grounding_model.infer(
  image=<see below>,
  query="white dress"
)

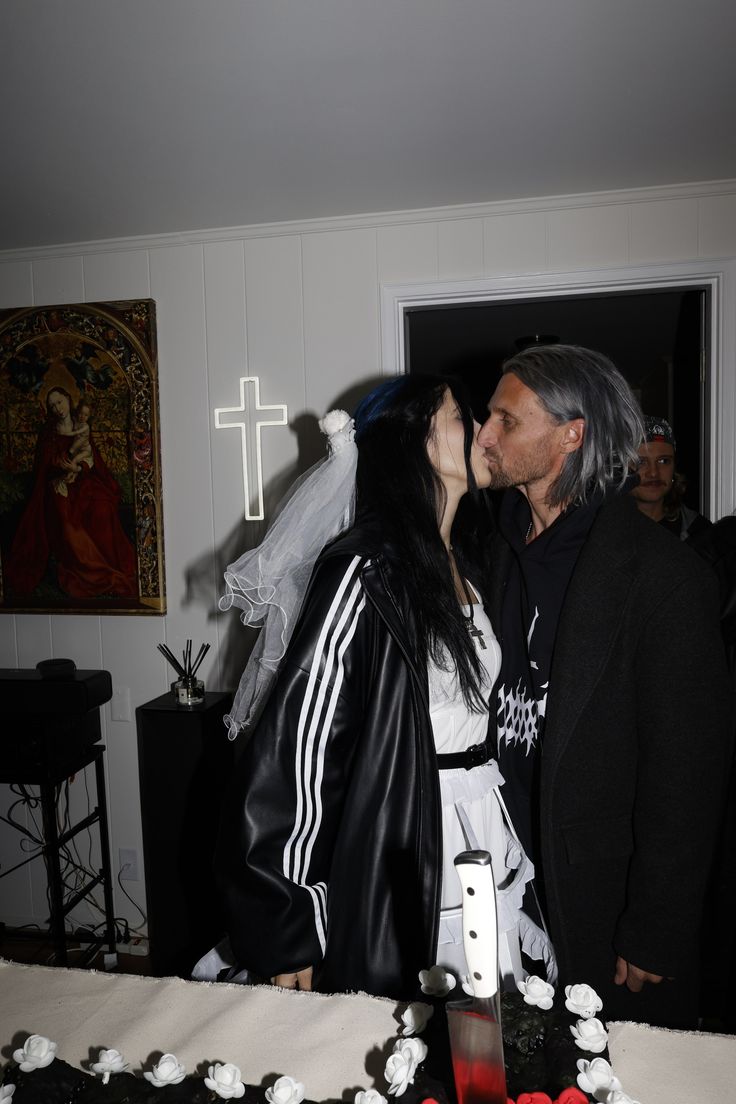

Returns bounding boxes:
[429,595,556,989]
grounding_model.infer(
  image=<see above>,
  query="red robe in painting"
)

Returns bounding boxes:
[6,427,137,599]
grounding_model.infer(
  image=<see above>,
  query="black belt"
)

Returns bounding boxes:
[437,740,493,771]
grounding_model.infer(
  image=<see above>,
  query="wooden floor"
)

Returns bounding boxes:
[0,927,153,976]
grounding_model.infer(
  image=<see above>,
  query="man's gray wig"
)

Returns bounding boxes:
[502,344,644,507]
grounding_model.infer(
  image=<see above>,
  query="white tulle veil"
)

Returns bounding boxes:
[221,410,357,739]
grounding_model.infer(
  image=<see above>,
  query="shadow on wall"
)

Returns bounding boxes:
[183,376,385,695]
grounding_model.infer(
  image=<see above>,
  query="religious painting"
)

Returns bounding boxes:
[0,299,166,614]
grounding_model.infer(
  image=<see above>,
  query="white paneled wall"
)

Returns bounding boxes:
[1,180,735,936]
[438,219,484,279]
[548,203,630,270]
[302,228,381,413]
[242,235,305,497]
[483,212,548,276]
[628,199,699,265]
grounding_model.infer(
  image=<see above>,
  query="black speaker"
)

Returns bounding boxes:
[0,667,112,780]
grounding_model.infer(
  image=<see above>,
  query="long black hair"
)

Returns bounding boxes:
[354,374,488,711]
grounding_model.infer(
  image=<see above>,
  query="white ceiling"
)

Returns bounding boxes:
[2,0,735,251]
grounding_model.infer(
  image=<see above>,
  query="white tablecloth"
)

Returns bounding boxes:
[0,960,400,1099]
[1,959,735,1102]
[606,1019,736,1104]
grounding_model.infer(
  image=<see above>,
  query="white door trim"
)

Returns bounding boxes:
[380,260,736,518]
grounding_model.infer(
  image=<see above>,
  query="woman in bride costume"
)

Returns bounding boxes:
[210,374,555,999]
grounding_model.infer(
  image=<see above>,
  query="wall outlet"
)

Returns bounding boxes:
[111,686,131,722]
[119,848,139,881]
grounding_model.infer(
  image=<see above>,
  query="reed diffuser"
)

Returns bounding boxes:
[157,639,210,706]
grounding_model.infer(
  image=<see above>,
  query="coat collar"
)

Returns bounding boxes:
[320,521,429,693]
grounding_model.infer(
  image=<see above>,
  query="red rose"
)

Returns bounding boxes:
[555,1089,589,1104]
[516,1095,553,1104]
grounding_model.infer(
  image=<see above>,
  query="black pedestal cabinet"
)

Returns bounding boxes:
[136,690,232,977]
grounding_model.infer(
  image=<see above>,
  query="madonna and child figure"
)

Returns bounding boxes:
[212,347,731,1030]
[6,386,137,600]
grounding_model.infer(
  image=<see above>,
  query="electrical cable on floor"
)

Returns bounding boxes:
[4,773,147,948]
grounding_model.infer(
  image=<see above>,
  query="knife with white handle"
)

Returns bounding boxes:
[446,849,506,1104]
[455,848,499,1000]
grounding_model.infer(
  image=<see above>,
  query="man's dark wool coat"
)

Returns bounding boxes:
[488,492,732,1026]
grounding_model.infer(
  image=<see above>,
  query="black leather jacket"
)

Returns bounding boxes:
[215,523,442,999]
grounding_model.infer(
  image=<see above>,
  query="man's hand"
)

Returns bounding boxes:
[614,956,667,992]
[271,966,313,990]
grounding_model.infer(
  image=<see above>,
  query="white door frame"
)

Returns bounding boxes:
[380,260,736,518]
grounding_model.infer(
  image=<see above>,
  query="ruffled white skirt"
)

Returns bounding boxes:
[435,759,556,989]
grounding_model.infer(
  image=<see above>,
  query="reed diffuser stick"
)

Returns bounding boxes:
[190,642,210,678]
[157,643,187,678]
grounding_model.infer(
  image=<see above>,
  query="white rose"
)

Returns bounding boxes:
[384,1052,413,1097]
[576,1057,622,1101]
[418,965,456,997]
[0,1086,16,1101]
[265,1075,306,1104]
[392,1036,428,1072]
[354,1091,387,1104]
[570,1016,609,1053]
[400,1001,434,1035]
[606,1092,642,1104]
[204,1062,246,1099]
[517,975,555,1010]
[143,1053,186,1087]
[565,982,603,1019]
[12,1035,57,1072]
[91,1048,129,1085]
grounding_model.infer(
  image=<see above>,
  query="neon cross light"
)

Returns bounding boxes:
[214,376,288,520]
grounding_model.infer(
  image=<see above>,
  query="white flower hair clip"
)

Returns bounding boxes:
[354,1091,387,1104]
[319,409,355,453]
[12,1035,57,1072]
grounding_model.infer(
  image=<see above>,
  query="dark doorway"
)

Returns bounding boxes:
[405,287,708,512]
